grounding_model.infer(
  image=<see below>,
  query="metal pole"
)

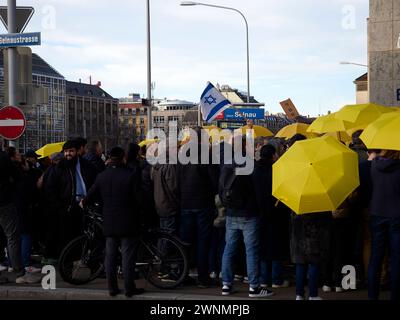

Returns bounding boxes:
[7,0,17,148]
[197,104,201,126]
[146,0,152,131]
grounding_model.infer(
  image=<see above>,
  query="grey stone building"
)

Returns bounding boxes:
[66,81,119,152]
[368,0,400,106]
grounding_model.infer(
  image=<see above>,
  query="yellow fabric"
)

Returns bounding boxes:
[272,135,359,215]
[240,125,273,138]
[36,142,65,159]
[307,113,353,133]
[138,139,159,147]
[275,123,317,139]
[334,103,395,128]
[360,112,400,151]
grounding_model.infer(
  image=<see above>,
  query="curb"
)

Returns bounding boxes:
[0,285,248,300]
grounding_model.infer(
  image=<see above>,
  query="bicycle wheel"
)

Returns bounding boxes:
[59,235,105,285]
[136,232,189,289]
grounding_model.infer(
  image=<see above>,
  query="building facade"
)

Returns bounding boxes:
[66,81,119,152]
[0,53,66,151]
[368,0,400,106]
[354,73,369,104]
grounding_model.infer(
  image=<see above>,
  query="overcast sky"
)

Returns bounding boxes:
[5,0,369,116]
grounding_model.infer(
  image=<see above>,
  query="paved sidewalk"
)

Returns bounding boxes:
[0,275,390,300]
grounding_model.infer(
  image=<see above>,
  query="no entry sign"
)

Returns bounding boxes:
[0,106,26,140]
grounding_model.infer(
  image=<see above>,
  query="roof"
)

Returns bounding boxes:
[66,80,115,99]
[354,73,368,82]
[0,51,64,79]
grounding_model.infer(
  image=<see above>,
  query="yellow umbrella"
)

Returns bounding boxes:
[335,103,394,127]
[138,139,159,148]
[307,113,354,134]
[272,135,359,215]
[275,123,317,139]
[360,112,400,151]
[240,125,273,138]
[323,131,352,144]
[36,142,65,159]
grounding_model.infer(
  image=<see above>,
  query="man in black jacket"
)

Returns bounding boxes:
[219,142,274,298]
[0,149,23,280]
[44,140,97,260]
[84,147,144,297]
[178,128,219,288]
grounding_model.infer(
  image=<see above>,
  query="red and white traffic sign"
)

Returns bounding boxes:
[0,106,26,140]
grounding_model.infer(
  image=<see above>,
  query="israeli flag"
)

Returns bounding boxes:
[200,82,231,123]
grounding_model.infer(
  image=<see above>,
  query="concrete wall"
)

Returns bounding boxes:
[369,0,400,106]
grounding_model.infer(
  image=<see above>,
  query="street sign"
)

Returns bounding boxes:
[0,6,34,33]
[0,106,26,140]
[224,108,265,120]
[0,32,41,47]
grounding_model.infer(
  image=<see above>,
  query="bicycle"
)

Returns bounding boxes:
[58,205,189,289]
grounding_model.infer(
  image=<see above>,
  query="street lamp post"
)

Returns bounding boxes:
[181,1,251,103]
[340,61,368,68]
[146,0,152,131]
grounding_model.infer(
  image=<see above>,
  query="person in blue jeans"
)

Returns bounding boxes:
[219,160,274,298]
[368,150,400,301]
[290,211,332,300]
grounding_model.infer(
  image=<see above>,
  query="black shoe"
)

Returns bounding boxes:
[198,278,219,289]
[248,287,275,298]
[109,289,122,297]
[125,288,145,297]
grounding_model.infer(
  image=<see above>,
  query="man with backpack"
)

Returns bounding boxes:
[219,139,274,298]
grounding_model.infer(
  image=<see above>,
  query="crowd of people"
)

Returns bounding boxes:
[0,127,399,301]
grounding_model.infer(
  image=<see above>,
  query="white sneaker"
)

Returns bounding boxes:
[272,280,290,288]
[0,264,7,272]
[210,271,217,279]
[7,267,14,272]
[322,285,332,293]
[243,276,249,284]
[16,273,41,284]
[296,295,305,300]
[25,266,42,274]
[309,296,323,300]
[335,286,344,293]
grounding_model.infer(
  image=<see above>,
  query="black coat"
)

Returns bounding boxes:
[370,158,400,218]
[253,159,290,261]
[85,163,141,237]
[44,157,97,214]
[290,212,332,265]
[84,152,105,174]
[178,155,219,210]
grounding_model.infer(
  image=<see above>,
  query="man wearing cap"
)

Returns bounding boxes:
[43,140,97,260]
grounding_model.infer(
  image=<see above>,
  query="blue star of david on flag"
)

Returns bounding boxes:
[204,95,217,105]
[200,82,232,123]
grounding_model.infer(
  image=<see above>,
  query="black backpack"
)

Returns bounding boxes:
[219,164,245,208]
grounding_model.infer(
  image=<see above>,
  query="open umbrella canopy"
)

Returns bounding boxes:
[276,123,317,139]
[323,131,352,144]
[240,125,273,138]
[360,112,400,151]
[307,113,354,134]
[272,135,359,215]
[334,103,395,127]
[36,142,65,159]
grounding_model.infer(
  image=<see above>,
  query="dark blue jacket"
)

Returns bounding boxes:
[370,157,400,218]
